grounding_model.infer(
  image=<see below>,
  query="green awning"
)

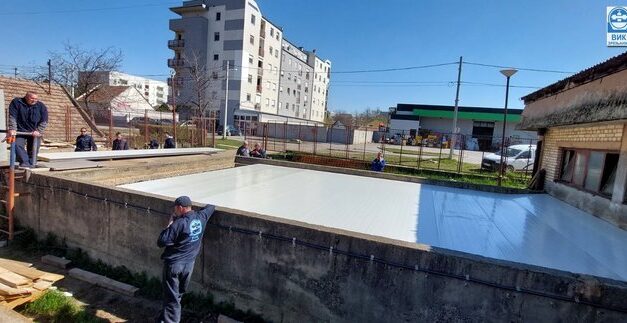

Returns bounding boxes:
[412,109,521,122]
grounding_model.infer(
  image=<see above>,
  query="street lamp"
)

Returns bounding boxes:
[497,68,517,186]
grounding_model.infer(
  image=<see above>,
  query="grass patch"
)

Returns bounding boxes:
[215,138,243,150]
[384,147,448,157]
[23,290,106,323]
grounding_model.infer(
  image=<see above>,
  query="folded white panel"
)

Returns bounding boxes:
[38,148,222,161]
[119,164,627,281]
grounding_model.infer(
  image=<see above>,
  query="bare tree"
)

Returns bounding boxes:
[43,42,123,117]
[177,51,217,119]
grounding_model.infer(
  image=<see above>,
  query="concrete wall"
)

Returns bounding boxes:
[13,165,627,322]
[540,121,627,229]
[259,123,373,144]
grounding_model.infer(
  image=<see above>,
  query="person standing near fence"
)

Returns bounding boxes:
[371,151,386,172]
[112,132,129,150]
[164,132,175,149]
[8,92,48,168]
[156,196,215,323]
[75,127,97,151]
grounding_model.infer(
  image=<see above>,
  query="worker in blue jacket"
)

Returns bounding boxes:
[164,132,175,149]
[75,128,97,151]
[371,151,386,172]
[156,196,215,323]
[8,92,48,168]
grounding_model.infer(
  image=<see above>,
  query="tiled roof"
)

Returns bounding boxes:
[84,85,131,103]
[0,76,104,142]
[521,51,627,103]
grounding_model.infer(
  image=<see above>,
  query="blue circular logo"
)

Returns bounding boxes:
[609,7,627,30]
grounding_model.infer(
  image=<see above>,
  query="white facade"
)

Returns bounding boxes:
[307,54,331,123]
[82,71,168,107]
[168,0,330,125]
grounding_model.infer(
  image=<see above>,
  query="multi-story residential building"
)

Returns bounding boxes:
[79,71,168,107]
[168,0,330,126]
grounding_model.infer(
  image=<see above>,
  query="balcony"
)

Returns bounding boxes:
[167,77,184,87]
[167,58,185,67]
[168,39,185,49]
[258,47,264,58]
[258,67,264,76]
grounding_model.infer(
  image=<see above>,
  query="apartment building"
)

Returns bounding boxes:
[168,0,330,125]
[79,71,168,107]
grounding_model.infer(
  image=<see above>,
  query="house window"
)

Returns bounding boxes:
[214,54,219,61]
[250,35,254,45]
[251,15,256,25]
[214,32,220,41]
[216,12,221,21]
[559,149,619,197]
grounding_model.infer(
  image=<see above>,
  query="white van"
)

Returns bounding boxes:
[481,144,536,172]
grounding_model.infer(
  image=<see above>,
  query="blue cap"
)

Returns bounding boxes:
[174,196,192,207]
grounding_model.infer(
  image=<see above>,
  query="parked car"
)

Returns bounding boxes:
[481,144,536,172]
[217,124,242,136]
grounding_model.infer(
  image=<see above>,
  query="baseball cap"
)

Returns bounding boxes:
[174,196,192,207]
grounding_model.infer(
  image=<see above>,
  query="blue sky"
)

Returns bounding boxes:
[0,0,625,112]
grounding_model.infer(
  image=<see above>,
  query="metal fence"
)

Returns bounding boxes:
[86,108,218,149]
[239,121,538,184]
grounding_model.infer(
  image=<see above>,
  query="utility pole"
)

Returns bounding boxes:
[449,56,462,159]
[47,59,52,94]
[223,61,229,140]
[13,67,18,78]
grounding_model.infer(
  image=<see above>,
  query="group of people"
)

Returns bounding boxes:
[236,140,269,159]
[75,130,177,152]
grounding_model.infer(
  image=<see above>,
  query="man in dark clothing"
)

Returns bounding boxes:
[164,132,175,149]
[112,132,129,150]
[371,152,386,172]
[157,196,215,323]
[8,92,48,167]
[250,143,268,158]
[236,140,249,157]
[75,128,97,152]
[149,138,160,149]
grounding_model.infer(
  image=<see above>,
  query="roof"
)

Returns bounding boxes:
[393,104,523,122]
[521,51,627,103]
[83,85,131,103]
[0,76,104,141]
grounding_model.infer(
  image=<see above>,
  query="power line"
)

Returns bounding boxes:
[461,81,541,89]
[463,61,574,74]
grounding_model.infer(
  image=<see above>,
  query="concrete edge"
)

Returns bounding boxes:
[68,268,139,296]
[235,156,538,194]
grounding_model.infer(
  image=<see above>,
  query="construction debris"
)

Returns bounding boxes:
[0,258,64,309]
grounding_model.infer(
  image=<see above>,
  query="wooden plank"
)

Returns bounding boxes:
[0,260,43,280]
[32,280,53,291]
[4,290,43,310]
[0,271,31,289]
[0,259,32,268]
[38,273,64,283]
[0,282,30,296]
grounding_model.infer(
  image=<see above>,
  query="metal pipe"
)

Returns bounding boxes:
[498,76,512,186]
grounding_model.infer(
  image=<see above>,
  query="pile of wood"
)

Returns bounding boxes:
[0,258,64,309]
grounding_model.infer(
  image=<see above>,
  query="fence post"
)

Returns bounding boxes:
[144,109,148,148]
[109,108,113,148]
[399,130,404,165]
[437,135,443,170]
[298,123,302,153]
[363,128,367,162]
[457,134,464,173]
[418,140,423,170]
[313,124,317,155]
[329,125,333,157]
[127,113,132,149]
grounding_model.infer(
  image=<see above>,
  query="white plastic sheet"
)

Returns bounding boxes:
[120,164,627,281]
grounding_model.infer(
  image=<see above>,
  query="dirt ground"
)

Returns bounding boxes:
[0,246,217,323]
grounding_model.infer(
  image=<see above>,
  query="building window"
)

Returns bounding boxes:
[271,100,275,107]
[251,15,256,25]
[248,74,253,83]
[269,47,273,55]
[275,50,278,58]
[279,86,283,92]
[249,55,254,64]
[214,54,219,61]
[265,98,269,107]
[559,149,619,197]
[216,12,221,21]
[214,32,220,41]
[246,93,251,101]
[250,35,254,45]
[287,87,290,95]
[270,28,274,36]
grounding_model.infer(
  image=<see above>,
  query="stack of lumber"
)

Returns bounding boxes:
[0,258,64,309]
